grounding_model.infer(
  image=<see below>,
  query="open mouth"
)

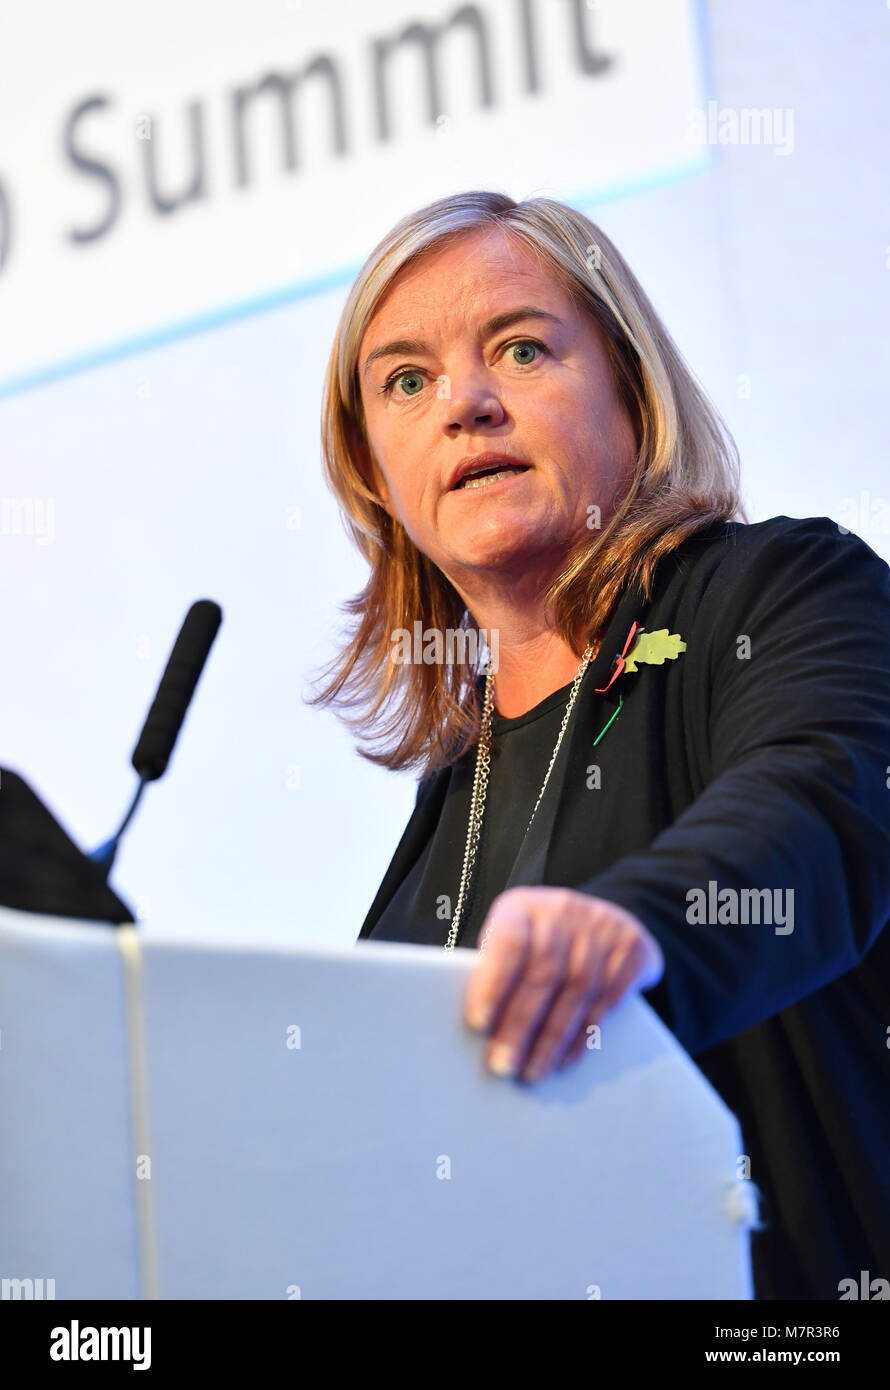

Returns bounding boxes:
[453,463,530,491]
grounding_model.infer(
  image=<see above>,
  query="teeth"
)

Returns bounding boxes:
[458,468,522,490]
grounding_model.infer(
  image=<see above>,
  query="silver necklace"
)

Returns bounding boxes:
[444,643,595,952]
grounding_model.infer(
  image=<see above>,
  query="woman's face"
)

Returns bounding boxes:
[356,226,638,595]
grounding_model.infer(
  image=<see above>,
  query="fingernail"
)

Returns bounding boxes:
[487,1043,516,1076]
[466,1003,492,1032]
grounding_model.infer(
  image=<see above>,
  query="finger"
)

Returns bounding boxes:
[517,918,607,1083]
[593,927,663,1018]
[558,931,659,1070]
[559,1013,601,1069]
[481,908,574,1077]
[464,893,533,1035]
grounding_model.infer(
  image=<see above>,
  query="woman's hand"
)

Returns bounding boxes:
[464,886,665,1084]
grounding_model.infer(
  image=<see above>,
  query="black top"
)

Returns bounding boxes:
[359,515,890,1301]
[370,680,576,949]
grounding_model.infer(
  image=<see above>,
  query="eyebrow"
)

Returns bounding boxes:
[360,306,565,380]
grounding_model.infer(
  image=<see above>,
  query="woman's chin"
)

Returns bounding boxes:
[443,537,556,579]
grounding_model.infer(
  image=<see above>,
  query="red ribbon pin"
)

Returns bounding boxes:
[594,620,641,695]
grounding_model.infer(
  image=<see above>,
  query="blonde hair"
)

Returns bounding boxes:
[310,189,747,774]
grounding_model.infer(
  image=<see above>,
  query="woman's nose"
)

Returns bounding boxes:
[443,381,507,432]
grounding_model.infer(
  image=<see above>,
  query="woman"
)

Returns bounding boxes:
[312,189,890,1301]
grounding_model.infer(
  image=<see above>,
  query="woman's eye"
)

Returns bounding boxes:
[509,339,542,365]
[389,370,424,397]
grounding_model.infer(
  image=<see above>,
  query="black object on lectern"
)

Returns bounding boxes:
[0,767,134,924]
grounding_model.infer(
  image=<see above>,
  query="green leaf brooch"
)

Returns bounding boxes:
[591,622,687,746]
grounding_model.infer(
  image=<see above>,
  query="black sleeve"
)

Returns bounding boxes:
[576,517,890,1056]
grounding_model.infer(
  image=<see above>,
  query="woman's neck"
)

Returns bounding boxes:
[487,628,596,718]
[449,562,596,718]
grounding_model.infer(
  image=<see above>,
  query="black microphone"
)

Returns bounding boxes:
[89,599,223,876]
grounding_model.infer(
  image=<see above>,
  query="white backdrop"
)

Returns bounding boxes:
[1,0,887,947]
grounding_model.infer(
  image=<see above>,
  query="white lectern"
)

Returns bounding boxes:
[0,906,755,1299]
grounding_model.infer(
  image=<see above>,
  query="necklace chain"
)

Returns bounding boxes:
[444,643,595,952]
